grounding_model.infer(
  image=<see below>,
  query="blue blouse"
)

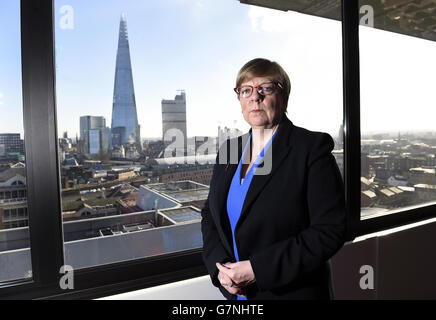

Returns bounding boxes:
[226,129,278,300]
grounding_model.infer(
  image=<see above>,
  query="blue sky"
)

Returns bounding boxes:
[0,0,23,135]
[1,0,435,140]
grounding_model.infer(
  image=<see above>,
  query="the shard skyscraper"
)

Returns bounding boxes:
[111,13,141,150]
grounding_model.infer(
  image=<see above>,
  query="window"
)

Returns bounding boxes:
[5,0,435,300]
[54,0,343,270]
[0,0,32,283]
[359,1,436,219]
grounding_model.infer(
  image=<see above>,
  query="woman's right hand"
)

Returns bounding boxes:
[217,263,246,297]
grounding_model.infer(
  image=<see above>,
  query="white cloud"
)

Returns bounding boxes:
[0,92,4,99]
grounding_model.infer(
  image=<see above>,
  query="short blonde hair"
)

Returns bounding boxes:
[236,58,291,113]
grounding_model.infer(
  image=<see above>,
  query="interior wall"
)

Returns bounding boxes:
[99,217,436,300]
[331,217,436,299]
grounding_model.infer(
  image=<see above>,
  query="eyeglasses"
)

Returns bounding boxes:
[234,82,283,99]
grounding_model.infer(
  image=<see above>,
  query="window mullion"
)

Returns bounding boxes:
[21,0,64,286]
[341,0,361,240]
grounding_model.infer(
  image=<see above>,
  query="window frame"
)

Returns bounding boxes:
[342,0,436,238]
[0,0,435,299]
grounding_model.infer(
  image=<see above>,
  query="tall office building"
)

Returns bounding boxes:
[80,116,105,140]
[80,116,110,155]
[0,134,25,160]
[162,91,187,154]
[111,13,141,150]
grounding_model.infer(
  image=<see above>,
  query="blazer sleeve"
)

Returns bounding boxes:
[201,154,233,288]
[249,132,346,291]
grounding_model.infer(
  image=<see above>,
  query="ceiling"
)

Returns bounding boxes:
[240,0,436,42]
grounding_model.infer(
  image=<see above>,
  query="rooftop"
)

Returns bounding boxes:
[160,207,201,224]
[146,181,209,204]
[362,190,377,198]
[0,168,26,183]
[410,167,436,174]
[361,177,373,186]
[380,189,395,197]
[397,186,415,192]
[414,184,436,190]
[0,210,202,282]
[0,205,201,253]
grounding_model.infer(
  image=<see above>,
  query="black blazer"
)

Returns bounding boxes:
[201,114,346,300]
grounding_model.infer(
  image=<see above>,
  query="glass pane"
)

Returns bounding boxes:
[0,1,33,282]
[359,1,436,219]
[54,0,343,270]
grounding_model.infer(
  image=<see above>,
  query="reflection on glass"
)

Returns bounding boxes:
[359,1,436,219]
[0,1,33,283]
[55,0,343,269]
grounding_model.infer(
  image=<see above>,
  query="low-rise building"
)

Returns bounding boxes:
[0,166,28,229]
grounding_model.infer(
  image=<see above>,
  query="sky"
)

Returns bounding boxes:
[1,0,435,140]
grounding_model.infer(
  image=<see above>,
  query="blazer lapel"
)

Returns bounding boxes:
[212,133,248,255]
[235,115,294,231]
[211,116,294,253]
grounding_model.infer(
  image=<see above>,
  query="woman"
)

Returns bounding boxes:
[201,58,346,300]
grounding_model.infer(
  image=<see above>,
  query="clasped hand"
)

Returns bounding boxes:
[216,260,255,297]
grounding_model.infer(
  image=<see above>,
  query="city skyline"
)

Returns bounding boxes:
[2,0,436,295]
[1,0,435,140]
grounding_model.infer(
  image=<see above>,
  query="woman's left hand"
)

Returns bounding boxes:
[216,260,256,288]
